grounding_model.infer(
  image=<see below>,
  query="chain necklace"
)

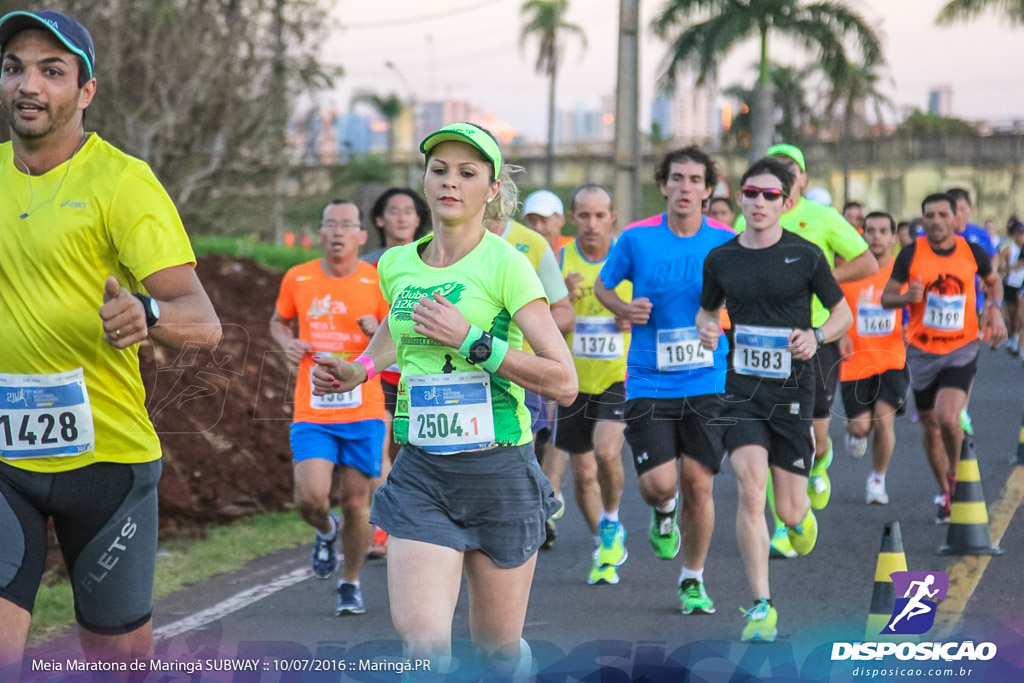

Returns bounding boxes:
[15,134,89,220]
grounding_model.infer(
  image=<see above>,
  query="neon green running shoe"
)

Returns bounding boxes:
[596,520,628,567]
[587,560,619,585]
[807,470,831,509]
[678,578,716,615]
[960,409,973,436]
[786,510,818,556]
[649,498,681,560]
[769,525,797,559]
[740,599,778,642]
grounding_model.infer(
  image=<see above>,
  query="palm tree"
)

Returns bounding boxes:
[820,61,893,203]
[723,63,815,148]
[652,0,883,161]
[520,0,586,187]
[352,92,404,162]
[936,0,1024,25]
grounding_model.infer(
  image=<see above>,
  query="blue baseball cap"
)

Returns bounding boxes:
[0,11,95,79]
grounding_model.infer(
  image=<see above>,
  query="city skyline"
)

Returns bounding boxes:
[322,0,1021,143]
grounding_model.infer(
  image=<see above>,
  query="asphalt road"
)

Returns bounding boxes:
[21,346,1024,682]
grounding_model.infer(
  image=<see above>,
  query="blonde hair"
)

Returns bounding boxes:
[483,163,524,227]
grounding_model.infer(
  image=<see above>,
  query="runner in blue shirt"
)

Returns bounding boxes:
[595,146,733,616]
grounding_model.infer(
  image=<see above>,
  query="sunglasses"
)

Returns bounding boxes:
[741,185,787,201]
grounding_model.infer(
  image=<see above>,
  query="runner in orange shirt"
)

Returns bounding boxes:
[270,200,389,614]
[880,193,1006,523]
[838,212,909,505]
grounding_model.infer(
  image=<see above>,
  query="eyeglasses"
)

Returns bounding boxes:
[741,185,787,201]
[321,221,361,231]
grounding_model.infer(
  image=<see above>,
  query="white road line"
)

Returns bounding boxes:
[153,568,310,641]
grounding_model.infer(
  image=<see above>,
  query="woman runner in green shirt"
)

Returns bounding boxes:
[313,123,577,678]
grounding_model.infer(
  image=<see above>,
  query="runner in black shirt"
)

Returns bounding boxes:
[697,157,852,642]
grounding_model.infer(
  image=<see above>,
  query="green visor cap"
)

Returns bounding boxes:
[420,123,502,179]
[765,143,806,171]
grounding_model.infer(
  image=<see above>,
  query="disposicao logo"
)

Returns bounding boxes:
[831,570,997,663]
[884,571,948,635]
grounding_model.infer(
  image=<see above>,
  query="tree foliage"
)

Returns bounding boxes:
[651,0,883,90]
[0,0,337,233]
[896,110,978,137]
[936,0,1024,25]
[723,63,816,147]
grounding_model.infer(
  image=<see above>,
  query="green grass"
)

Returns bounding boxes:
[29,510,308,643]
[192,236,317,272]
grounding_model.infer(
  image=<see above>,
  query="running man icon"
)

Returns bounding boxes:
[884,571,949,635]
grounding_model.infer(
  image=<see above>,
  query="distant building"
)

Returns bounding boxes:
[556,105,607,143]
[928,85,953,117]
[651,85,715,143]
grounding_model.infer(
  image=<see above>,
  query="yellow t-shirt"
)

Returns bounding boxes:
[561,240,631,395]
[0,133,196,473]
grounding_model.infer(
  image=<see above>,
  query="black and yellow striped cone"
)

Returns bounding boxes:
[938,435,1003,555]
[1016,401,1024,465]
[866,522,908,640]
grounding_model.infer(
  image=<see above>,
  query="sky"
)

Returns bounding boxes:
[322,0,1022,142]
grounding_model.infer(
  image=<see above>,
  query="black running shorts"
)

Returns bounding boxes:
[0,460,160,634]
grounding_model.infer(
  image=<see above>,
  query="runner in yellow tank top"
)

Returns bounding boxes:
[556,184,633,585]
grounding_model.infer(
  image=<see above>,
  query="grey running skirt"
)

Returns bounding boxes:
[370,443,560,568]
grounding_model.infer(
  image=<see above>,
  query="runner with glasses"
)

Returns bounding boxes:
[699,157,852,642]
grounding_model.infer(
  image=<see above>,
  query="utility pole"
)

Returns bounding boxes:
[613,0,641,225]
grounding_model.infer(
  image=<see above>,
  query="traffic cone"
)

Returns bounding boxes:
[938,435,1003,555]
[866,522,908,640]
[1015,401,1024,465]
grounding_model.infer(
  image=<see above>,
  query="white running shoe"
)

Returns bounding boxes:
[866,476,889,505]
[845,433,868,460]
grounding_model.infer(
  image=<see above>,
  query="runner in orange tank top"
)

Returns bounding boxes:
[880,193,1006,523]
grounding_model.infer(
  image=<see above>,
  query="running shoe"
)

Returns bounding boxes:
[740,599,778,642]
[786,510,818,555]
[935,492,951,525]
[845,433,868,460]
[542,518,557,550]
[311,512,340,579]
[769,525,797,559]
[960,409,973,436]
[587,559,619,585]
[678,578,716,615]
[551,491,565,521]
[595,520,628,567]
[866,476,889,505]
[649,497,681,560]
[336,582,365,615]
[366,527,388,560]
[807,470,831,510]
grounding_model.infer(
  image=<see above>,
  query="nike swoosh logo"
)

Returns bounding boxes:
[785,257,800,264]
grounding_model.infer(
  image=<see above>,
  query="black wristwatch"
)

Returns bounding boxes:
[813,328,826,348]
[468,331,494,364]
[134,293,161,328]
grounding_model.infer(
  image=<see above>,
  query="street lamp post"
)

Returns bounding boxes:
[385,60,418,187]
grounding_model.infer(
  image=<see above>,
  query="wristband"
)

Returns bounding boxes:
[459,324,484,357]
[354,355,376,381]
[987,301,1003,309]
[481,337,510,374]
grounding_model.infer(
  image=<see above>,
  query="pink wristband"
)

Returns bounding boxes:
[354,355,376,381]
